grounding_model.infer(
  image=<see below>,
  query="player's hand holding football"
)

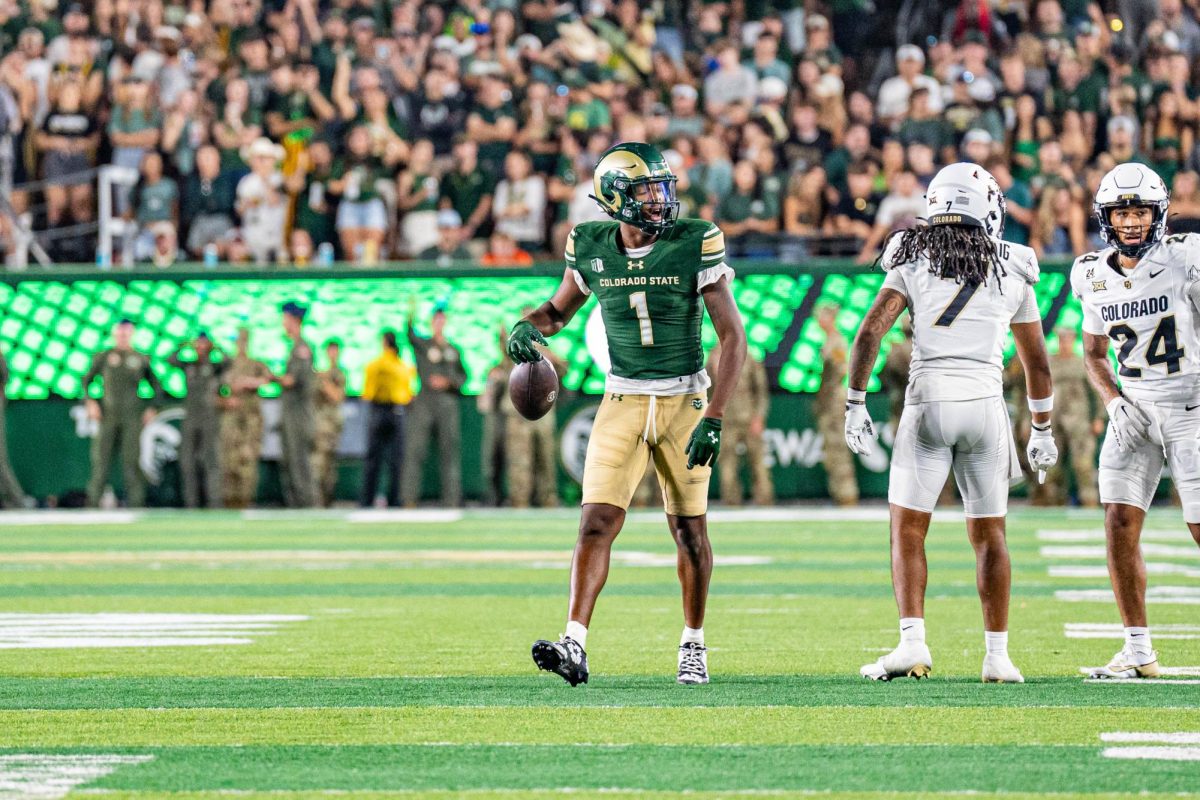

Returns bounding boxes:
[843,401,875,455]
[1105,396,1151,452]
[507,321,547,364]
[1026,424,1058,484]
[686,417,722,469]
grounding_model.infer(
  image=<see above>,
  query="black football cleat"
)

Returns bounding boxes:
[532,635,589,686]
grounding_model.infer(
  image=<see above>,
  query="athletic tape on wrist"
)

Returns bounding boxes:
[847,388,867,403]
[1031,422,1052,432]
[1027,394,1053,413]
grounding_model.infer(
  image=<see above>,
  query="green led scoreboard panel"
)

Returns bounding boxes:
[0,266,1075,401]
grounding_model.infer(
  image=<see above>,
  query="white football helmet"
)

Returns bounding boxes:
[1094,162,1169,258]
[924,162,1005,236]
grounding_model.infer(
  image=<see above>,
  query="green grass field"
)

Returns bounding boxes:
[0,506,1198,799]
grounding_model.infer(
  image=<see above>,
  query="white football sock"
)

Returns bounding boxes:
[899,617,925,644]
[984,630,1008,656]
[680,626,704,646]
[1125,626,1152,656]
[565,620,588,648]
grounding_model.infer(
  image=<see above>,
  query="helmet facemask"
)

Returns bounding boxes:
[627,175,680,235]
[1097,198,1168,258]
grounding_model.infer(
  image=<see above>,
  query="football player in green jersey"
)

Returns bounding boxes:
[508,142,747,685]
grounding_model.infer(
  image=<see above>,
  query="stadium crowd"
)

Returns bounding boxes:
[1,0,1198,266]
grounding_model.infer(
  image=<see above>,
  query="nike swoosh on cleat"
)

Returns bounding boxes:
[1187,405,1200,412]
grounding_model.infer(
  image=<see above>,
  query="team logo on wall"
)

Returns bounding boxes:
[139,407,185,485]
[560,404,600,484]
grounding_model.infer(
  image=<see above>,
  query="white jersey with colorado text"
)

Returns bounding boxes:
[881,234,1042,404]
[1069,234,1200,404]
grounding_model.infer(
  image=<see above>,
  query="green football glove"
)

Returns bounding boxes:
[686,417,722,469]
[507,320,547,364]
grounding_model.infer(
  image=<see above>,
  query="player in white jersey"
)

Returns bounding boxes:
[845,163,1058,683]
[1070,162,1200,679]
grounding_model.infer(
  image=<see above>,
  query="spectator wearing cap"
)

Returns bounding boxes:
[803,14,844,75]
[493,150,547,254]
[169,332,228,509]
[876,44,944,128]
[666,83,704,138]
[396,139,442,257]
[755,77,791,141]
[329,125,389,264]
[746,32,790,85]
[419,209,472,265]
[705,41,759,117]
[941,0,1009,48]
[129,151,179,267]
[1104,115,1148,167]
[960,128,996,166]
[439,138,495,248]
[276,302,318,509]
[856,169,925,264]
[182,145,238,259]
[285,139,337,261]
[564,76,612,133]
[236,137,288,264]
[403,298,467,508]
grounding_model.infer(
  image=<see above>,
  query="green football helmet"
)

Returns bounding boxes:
[589,142,680,234]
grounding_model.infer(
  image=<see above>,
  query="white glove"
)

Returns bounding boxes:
[1026,424,1058,485]
[1105,396,1151,453]
[844,402,876,455]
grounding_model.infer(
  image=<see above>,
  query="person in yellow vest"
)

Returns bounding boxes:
[359,329,416,507]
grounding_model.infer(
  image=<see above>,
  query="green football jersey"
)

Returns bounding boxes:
[566,218,729,382]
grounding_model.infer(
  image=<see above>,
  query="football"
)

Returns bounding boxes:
[509,359,559,420]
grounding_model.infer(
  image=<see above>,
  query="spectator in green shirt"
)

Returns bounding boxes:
[716,160,780,256]
[438,138,495,245]
[330,125,390,264]
[108,76,161,215]
[467,74,518,175]
[130,151,179,265]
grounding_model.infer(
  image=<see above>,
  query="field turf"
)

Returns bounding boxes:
[0,506,1197,798]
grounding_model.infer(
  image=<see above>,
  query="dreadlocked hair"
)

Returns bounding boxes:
[877,224,1006,289]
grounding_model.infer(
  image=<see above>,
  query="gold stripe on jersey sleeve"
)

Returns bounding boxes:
[565,228,577,262]
[701,227,726,260]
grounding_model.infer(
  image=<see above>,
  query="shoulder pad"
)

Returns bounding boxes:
[1006,242,1040,285]
[1070,248,1106,278]
[879,234,905,272]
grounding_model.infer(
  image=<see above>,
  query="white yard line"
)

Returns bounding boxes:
[1102,746,1200,761]
[0,755,153,799]
[1102,732,1200,744]
[1041,544,1200,559]
[1037,528,1187,542]
[0,614,307,650]
[0,512,142,526]
[1065,623,1200,640]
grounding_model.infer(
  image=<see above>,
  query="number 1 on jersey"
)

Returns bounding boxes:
[630,291,654,345]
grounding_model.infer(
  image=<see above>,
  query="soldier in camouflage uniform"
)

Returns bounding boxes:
[277,302,318,508]
[219,328,274,509]
[507,340,566,508]
[82,319,162,508]
[815,304,857,506]
[403,302,468,507]
[879,317,912,429]
[0,348,27,507]
[479,327,512,506]
[707,341,773,505]
[312,339,347,507]
[168,332,227,508]
[1047,325,1100,507]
